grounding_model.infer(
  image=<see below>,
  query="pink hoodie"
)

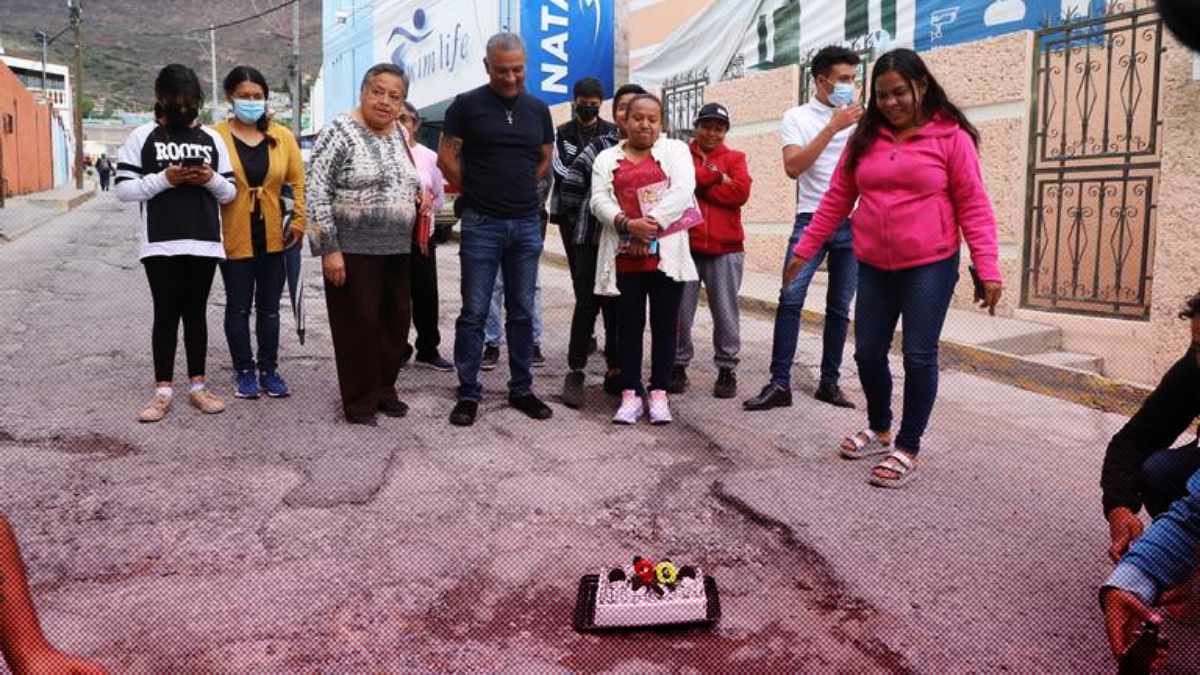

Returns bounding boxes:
[793,114,1001,283]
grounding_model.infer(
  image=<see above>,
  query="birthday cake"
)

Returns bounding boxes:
[574,557,720,630]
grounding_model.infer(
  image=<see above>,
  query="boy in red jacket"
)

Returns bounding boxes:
[671,103,753,398]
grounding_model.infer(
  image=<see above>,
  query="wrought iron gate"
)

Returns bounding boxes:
[1022,5,1165,319]
[661,69,708,141]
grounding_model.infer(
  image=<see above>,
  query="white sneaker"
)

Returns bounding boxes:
[612,390,644,425]
[648,389,672,425]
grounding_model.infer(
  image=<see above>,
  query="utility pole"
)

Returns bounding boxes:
[35,31,49,93]
[209,25,220,122]
[291,0,301,137]
[34,26,69,102]
[70,0,83,190]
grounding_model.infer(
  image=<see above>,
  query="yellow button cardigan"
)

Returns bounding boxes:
[214,121,307,260]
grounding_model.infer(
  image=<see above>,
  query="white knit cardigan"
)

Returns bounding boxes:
[589,136,700,297]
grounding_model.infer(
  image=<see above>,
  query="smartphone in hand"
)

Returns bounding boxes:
[181,156,205,167]
[968,264,985,303]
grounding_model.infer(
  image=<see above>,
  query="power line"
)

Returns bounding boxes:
[142,0,302,38]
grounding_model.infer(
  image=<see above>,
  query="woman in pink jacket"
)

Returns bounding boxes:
[785,48,1003,488]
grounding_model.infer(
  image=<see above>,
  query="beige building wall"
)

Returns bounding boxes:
[1119,29,1200,381]
[625,0,715,67]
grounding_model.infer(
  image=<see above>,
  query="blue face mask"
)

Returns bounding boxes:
[828,82,857,108]
[232,99,266,124]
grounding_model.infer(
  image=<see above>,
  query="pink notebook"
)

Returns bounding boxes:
[637,180,703,239]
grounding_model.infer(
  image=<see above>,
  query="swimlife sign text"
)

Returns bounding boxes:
[374,0,500,109]
[521,0,614,106]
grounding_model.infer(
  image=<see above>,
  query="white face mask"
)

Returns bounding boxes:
[829,82,857,108]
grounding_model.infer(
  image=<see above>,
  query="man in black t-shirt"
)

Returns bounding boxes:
[438,32,555,427]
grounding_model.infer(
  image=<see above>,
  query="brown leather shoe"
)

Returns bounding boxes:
[188,388,226,414]
[137,393,172,423]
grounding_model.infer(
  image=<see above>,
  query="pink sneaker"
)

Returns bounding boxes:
[648,389,672,425]
[612,390,644,425]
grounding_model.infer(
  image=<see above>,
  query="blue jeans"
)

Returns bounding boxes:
[485,269,543,347]
[220,252,286,373]
[454,209,543,401]
[854,253,959,454]
[770,214,857,389]
[1140,443,1200,517]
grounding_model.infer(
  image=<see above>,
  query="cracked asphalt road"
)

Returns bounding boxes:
[0,193,913,673]
[2,193,1198,673]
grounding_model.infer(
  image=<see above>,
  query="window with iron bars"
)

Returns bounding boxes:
[661,69,709,141]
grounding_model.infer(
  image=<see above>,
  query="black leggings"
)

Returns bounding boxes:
[143,255,218,383]
[617,270,683,392]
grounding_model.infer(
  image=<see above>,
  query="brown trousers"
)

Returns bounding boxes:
[324,253,412,418]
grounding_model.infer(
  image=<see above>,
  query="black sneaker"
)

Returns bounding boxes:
[667,365,689,394]
[481,345,500,371]
[509,393,553,420]
[415,352,455,372]
[346,413,378,427]
[399,344,414,368]
[449,400,479,426]
[743,383,793,411]
[713,368,737,399]
[378,399,409,418]
[531,345,547,368]
[562,371,586,409]
[814,383,856,409]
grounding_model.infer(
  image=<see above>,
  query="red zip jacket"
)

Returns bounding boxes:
[688,140,752,256]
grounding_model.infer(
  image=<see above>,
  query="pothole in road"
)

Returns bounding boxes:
[0,429,139,458]
[411,413,915,673]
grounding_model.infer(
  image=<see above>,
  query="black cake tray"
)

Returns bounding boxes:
[573,573,721,632]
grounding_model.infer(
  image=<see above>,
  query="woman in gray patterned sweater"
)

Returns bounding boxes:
[306,63,424,426]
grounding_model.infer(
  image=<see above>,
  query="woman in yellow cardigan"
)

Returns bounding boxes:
[214,65,306,399]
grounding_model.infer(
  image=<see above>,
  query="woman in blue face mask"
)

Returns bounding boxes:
[213,65,307,400]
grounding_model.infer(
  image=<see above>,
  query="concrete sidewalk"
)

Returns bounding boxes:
[540,225,1153,416]
[0,185,97,243]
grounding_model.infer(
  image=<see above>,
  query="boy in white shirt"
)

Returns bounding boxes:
[744,46,864,412]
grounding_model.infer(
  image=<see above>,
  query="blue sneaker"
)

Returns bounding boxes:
[259,370,290,398]
[234,370,259,399]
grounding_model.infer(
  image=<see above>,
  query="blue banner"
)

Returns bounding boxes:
[914,0,1106,52]
[521,0,614,106]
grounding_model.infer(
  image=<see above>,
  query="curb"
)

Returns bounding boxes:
[26,188,96,212]
[535,247,1151,417]
[0,189,97,244]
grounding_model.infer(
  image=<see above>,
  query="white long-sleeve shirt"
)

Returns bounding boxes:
[589,136,699,296]
[116,122,235,259]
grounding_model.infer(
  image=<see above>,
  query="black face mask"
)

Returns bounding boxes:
[576,105,600,123]
[157,102,198,131]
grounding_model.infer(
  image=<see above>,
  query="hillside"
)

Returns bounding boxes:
[0,0,323,112]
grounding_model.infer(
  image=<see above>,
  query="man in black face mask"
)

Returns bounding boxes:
[548,77,616,365]
[549,77,616,250]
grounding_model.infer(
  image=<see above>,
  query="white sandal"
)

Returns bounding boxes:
[868,451,917,488]
[838,429,891,460]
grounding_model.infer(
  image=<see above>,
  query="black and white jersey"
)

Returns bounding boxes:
[115,122,236,259]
